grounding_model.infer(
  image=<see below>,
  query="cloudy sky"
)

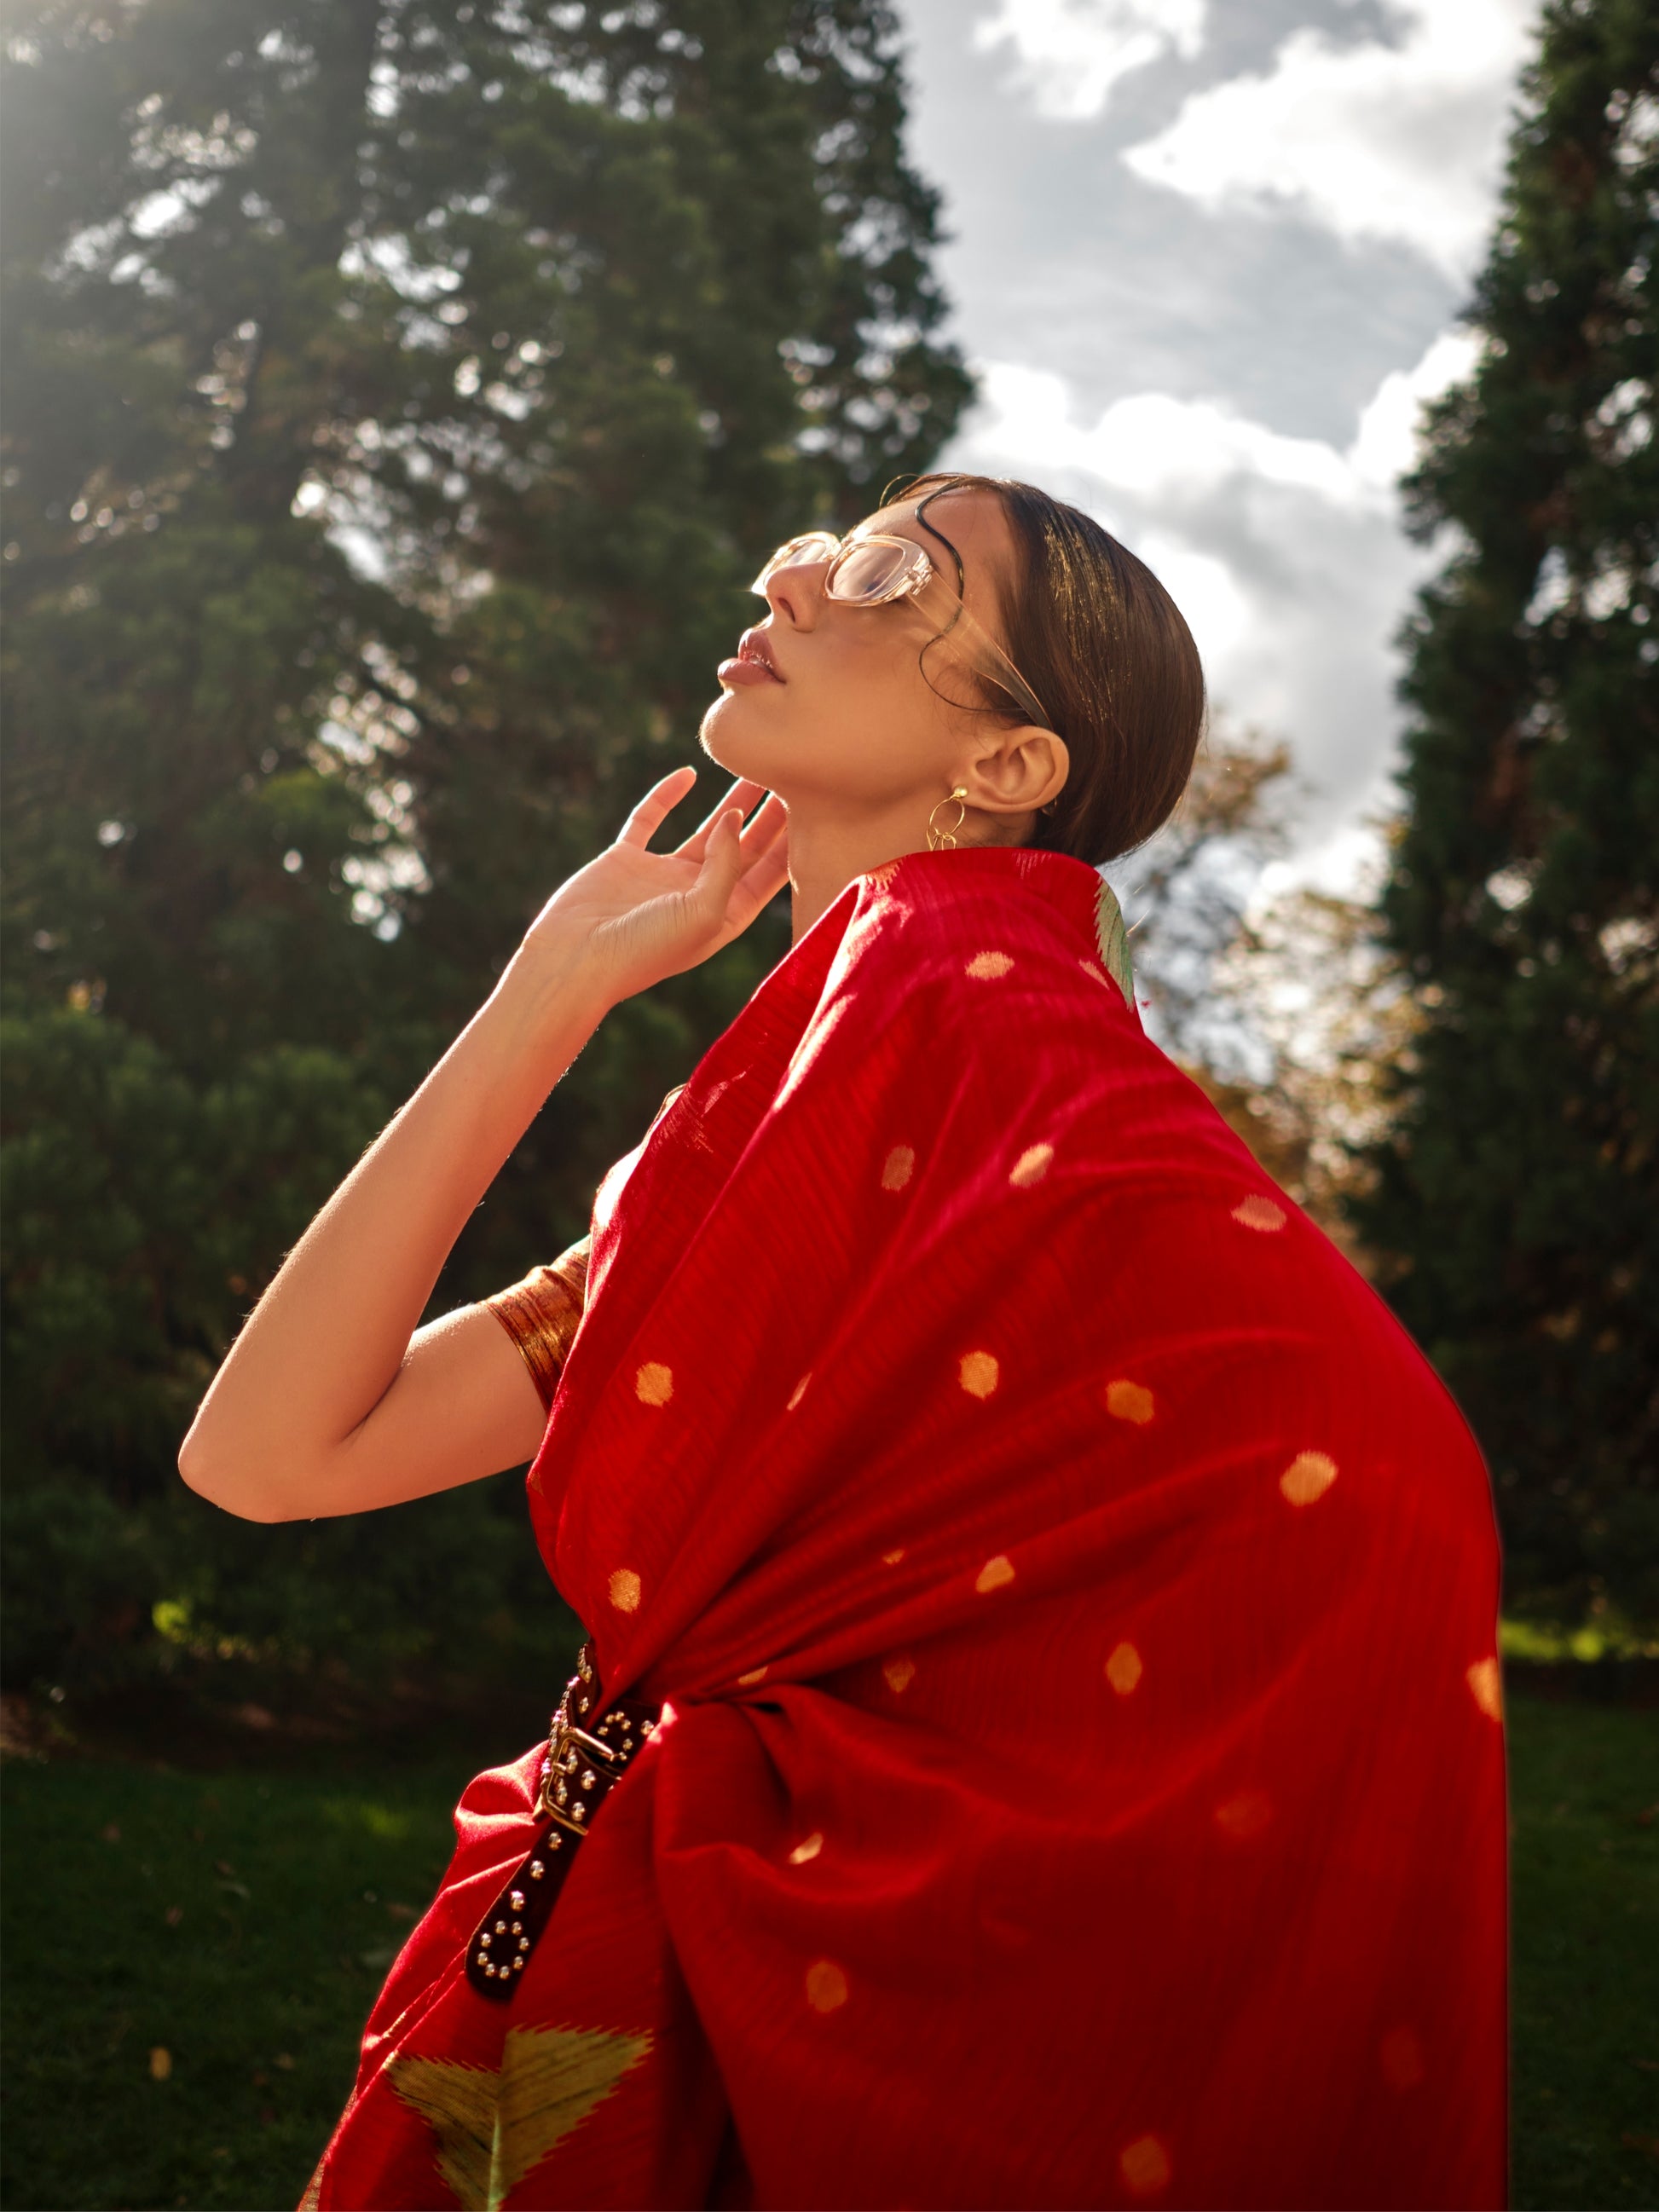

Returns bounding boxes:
[893,0,1539,887]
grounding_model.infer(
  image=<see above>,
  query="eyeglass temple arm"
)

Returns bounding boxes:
[911,488,1052,731]
[922,586,1055,733]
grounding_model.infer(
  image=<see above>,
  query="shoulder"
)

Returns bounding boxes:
[838,846,1141,1037]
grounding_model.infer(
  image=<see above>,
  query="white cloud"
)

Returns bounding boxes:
[1124,0,1535,279]
[947,328,1479,874]
[1134,535,1251,661]
[1348,327,1482,488]
[973,366,1364,505]
[973,0,1206,122]
[968,324,1476,518]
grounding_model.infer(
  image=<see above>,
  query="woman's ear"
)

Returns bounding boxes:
[968,727,1070,818]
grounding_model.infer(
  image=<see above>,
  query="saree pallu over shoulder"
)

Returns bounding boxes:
[313,846,1506,2212]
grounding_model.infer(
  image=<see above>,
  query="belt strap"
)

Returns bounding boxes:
[464,1644,659,2004]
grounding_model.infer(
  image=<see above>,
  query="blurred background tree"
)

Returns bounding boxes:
[1358,0,1658,1629]
[0,0,970,1702]
[1113,725,1411,1277]
[1122,0,1658,1637]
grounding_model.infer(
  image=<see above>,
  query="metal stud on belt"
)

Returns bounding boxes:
[464,1643,658,2003]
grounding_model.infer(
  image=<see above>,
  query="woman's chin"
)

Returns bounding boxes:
[698,690,778,778]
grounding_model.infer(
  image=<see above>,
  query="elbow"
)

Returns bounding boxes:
[176,1424,299,1523]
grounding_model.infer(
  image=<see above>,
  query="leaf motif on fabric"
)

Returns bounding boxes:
[386,2053,500,2210]
[387,2024,652,2211]
[493,2024,653,2206]
[1094,878,1136,1008]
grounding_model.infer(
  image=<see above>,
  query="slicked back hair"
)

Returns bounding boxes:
[896,471,1206,866]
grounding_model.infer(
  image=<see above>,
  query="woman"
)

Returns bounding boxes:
[181,474,1507,2211]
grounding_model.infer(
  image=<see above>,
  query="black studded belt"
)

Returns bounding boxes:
[464,1643,659,2004]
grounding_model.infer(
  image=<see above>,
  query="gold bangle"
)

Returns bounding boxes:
[483,1238,590,1412]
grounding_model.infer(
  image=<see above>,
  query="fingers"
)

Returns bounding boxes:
[689,806,747,905]
[724,839,791,932]
[617,769,779,863]
[615,765,699,850]
[732,791,789,864]
[679,777,775,861]
[702,800,789,929]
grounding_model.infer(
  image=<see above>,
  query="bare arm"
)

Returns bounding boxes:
[178,768,789,1523]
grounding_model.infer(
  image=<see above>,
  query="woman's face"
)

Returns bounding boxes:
[697,488,1067,844]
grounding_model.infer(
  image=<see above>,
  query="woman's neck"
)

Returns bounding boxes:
[784,802,1037,945]
[783,806,918,946]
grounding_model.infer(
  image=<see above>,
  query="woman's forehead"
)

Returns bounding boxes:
[860,486,972,534]
[856,488,1015,610]
[858,487,1011,563]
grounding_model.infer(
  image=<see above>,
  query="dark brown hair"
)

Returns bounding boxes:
[896,471,1206,866]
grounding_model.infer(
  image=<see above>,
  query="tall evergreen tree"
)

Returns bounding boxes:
[1361,0,1658,1625]
[0,0,969,1690]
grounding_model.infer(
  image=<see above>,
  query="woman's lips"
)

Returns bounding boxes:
[717,656,780,687]
[719,631,784,687]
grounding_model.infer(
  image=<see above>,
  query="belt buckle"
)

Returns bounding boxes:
[471,1645,657,2003]
[532,1643,649,1833]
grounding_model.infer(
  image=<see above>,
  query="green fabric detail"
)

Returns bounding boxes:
[1094,878,1135,1008]
[387,2023,653,2210]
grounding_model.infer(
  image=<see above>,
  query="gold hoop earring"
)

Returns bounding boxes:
[928,786,968,852]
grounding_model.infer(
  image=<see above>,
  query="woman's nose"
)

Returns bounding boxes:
[764,557,828,631]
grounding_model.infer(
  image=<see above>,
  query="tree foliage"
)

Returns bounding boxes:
[0,0,970,1693]
[1360,0,1659,1624]
[1118,728,1407,1269]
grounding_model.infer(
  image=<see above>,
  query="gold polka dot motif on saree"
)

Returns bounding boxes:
[881,1545,906,1565]
[1105,1379,1155,1425]
[1119,2134,1172,2198]
[883,1655,916,1695]
[1465,1657,1503,1721]
[805,1959,849,2013]
[965,950,1014,979]
[1009,1141,1054,1187]
[1106,1641,1143,1695]
[1233,1193,1287,1233]
[737,1666,767,1687]
[608,1568,642,1614]
[786,1372,811,1411]
[1213,1788,1273,1840]
[788,1832,824,1865]
[881,1144,916,1191]
[634,1361,673,1406]
[975,1555,1015,1594]
[1279,1450,1338,1505]
[958,1350,1000,1398]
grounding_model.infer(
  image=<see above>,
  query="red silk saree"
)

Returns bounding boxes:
[309,845,1506,2211]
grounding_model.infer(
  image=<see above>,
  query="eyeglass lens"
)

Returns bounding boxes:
[754,534,918,603]
[750,535,824,594]
[824,539,916,603]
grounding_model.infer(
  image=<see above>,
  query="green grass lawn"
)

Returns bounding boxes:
[0,1738,476,2212]
[2,1687,1656,2210]
[1507,1691,1659,2208]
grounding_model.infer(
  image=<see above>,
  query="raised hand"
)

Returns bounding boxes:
[517,766,790,1008]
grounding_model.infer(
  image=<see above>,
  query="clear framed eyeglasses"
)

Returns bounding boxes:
[749,525,1055,733]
